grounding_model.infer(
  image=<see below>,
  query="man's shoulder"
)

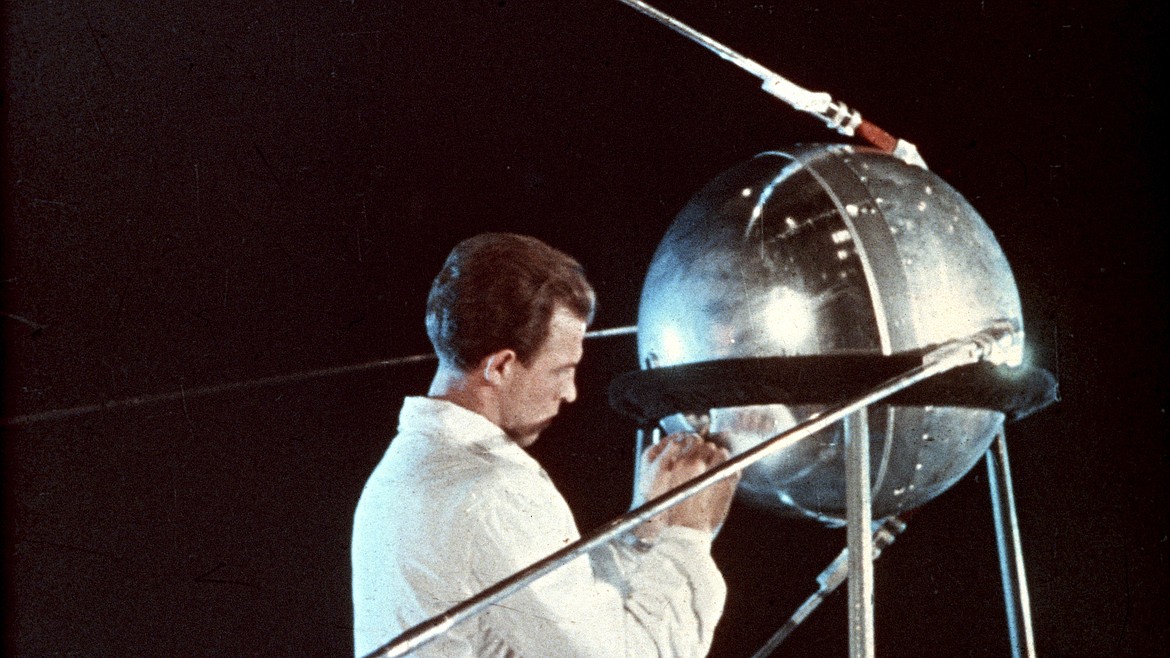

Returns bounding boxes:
[376,428,548,496]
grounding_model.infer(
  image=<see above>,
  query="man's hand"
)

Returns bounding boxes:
[633,433,739,540]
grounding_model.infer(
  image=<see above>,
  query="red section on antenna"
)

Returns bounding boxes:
[857,120,898,153]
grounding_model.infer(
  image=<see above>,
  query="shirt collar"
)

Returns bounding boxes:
[397,396,539,469]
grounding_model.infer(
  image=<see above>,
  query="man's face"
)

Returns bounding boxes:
[498,306,585,447]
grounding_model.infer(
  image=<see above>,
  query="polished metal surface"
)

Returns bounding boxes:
[636,144,1024,523]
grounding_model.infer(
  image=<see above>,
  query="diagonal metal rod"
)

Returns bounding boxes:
[1,325,638,428]
[614,0,926,168]
[751,517,907,658]
[362,324,1017,658]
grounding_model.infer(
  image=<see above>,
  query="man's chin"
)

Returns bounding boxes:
[508,419,554,447]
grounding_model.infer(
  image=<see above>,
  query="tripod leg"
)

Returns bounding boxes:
[845,409,875,658]
[986,430,1037,658]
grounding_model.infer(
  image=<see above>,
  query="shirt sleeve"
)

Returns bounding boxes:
[464,472,726,658]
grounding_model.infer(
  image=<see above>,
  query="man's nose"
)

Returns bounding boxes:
[562,378,578,404]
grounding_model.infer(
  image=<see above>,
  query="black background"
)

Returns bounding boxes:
[4,1,1165,656]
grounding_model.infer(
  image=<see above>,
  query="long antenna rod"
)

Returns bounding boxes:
[615,0,927,168]
[1,325,638,428]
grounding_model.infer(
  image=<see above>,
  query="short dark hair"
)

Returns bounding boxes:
[426,233,596,370]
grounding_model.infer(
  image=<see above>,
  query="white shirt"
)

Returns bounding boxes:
[352,397,726,658]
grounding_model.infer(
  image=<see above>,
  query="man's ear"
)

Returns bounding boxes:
[481,349,518,386]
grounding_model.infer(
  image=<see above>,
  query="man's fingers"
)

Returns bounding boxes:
[651,435,738,487]
[644,433,691,463]
[707,443,732,466]
[658,433,698,466]
[643,439,669,463]
[706,431,732,451]
[680,440,728,466]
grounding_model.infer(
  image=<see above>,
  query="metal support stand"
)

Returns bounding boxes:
[986,430,1037,658]
[751,427,1041,657]
[844,410,876,658]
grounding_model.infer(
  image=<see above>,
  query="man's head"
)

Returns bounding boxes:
[426,233,596,446]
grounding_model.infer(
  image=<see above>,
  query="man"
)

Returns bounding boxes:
[352,233,737,657]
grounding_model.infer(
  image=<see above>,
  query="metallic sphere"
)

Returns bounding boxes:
[636,144,1023,524]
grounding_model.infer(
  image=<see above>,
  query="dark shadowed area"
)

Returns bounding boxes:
[4,1,1165,656]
